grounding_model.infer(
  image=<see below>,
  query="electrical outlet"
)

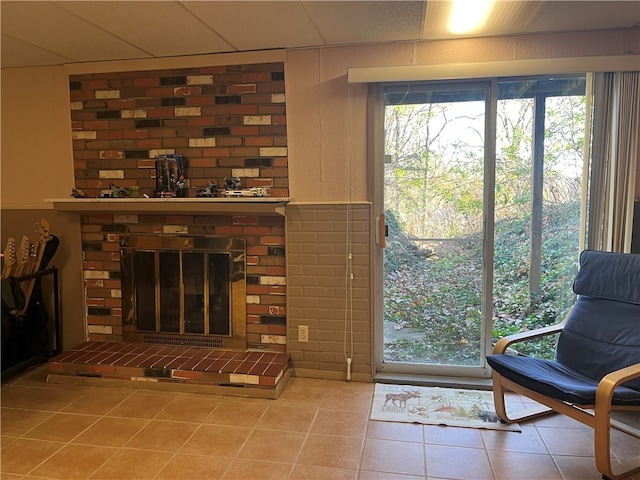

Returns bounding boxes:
[298,325,309,343]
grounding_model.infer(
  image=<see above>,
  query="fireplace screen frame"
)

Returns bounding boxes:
[120,235,246,349]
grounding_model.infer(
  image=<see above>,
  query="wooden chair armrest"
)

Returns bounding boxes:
[596,363,640,404]
[493,321,565,354]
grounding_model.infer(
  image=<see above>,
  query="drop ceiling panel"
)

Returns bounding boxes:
[58,1,235,57]
[303,1,424,44]
[185,1,324,51]
[1,0,638,69]
[0,33,73,68]
[1,1,149,62]
[528,1,640,32]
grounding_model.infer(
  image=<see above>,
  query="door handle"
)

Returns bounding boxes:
[378,213,386,248]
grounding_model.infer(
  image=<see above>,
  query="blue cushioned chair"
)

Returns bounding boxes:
[487,250,640,480]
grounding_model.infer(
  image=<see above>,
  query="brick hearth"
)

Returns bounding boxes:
[48,341,290,399]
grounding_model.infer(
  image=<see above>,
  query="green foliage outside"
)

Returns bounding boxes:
[384,201,580,364]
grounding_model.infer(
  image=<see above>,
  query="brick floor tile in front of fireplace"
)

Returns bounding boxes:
[1,366,640,480]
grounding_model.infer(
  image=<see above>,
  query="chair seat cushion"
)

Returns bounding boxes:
[486,354,640,407]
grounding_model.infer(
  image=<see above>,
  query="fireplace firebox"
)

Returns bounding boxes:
[120,235,246,349]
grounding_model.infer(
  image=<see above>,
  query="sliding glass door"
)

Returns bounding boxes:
[373,75,588,380]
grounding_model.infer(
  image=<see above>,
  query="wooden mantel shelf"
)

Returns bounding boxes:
[45,197,292,216]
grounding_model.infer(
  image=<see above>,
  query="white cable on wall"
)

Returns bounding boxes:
[344,81,355,381]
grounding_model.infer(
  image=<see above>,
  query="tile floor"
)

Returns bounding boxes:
[1,365,639,480]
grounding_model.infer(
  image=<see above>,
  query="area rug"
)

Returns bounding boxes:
[370,384,521,432]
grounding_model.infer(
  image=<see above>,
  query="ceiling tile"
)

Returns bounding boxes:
[528,1,640,32]
[303,1,424,44]
[0,34,73,68]
[1,1,150,63]
[185,1,324,51]
[58,1,235,57]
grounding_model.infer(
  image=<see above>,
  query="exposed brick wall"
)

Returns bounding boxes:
[70,63,289,351]
[69,63,287,198]
[286,204,371,378]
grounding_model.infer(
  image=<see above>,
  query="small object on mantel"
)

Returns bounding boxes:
[195,181,218,198]
[71,187,87,198]
[129,186,141,198]
[223,187,270,198]
[98,183,129,198]
[155,154,187,198]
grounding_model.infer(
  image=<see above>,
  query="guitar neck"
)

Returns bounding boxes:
[2,237,17,279]
[16,219,52,316]
[16,240,47,316]
[12,236,32,278]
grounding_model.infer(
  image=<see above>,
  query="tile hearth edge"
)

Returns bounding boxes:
[48,341,291,399]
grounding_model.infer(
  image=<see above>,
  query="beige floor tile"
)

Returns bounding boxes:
[104,392,173,419]
[611,427,640,459]
[0,436,18,449]
[366,420,423,443]
[275,377,331,408]
[222,459,293,480]
[533,412,590,429]
[155,453,232,480]
[155,394,221,423]
[180,424,252,457]
[89,448,173,480]
[256,403,317,432]
[125,419,199,452]
[552,455,606,480]
[537,425,594,456]
[361,438,425,477]
[22,412,99,442]
[357,471,428,480]
[4,367,633,480]
[480,425,548,454]
[425,444,493,480]
[71,416,149,447]
[290,463,357,480]
[0,409,53,437]
[0,438,63,475]
[237,428,307,463]
[320,385,374,412]
[297,433,364,470]
[311,408,368,437]
[16,388,89,412]
[0,472,24,480]
[423,423,484,448]
[204,398,268,427]
[29,443,117,479]
[488,449,563,480]
[0,385,45,408]
[61,388,131,415]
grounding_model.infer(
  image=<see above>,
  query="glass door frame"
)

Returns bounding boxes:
[371,79,498,381]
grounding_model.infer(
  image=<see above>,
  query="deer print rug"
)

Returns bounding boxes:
[370,384,521,431]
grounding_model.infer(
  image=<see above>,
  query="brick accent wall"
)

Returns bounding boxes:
[286,204,371,378]
[69,63,287,198]
[70,63,289,351]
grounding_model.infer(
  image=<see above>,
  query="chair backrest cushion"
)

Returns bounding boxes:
[556,250,640,391]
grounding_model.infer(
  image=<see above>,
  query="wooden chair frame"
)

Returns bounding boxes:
[491,319,640,480]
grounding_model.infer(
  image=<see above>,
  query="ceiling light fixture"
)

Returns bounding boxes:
[447,0,495,34]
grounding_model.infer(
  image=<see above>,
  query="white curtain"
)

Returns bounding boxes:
[587,72,640,252]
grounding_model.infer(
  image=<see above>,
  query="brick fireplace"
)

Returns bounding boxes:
[48,62,292,395]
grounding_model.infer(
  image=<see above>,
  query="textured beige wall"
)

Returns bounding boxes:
[2,29,638,379]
